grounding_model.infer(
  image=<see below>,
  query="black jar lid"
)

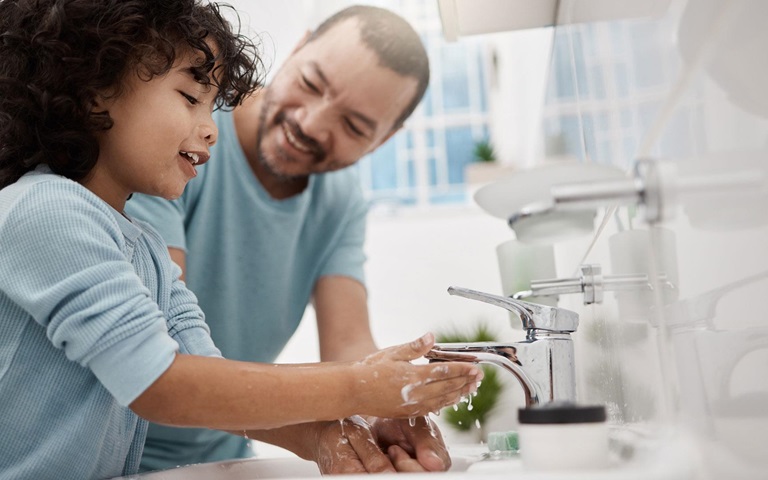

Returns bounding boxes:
[518,401,606,424]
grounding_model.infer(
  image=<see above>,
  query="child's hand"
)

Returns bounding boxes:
[355,333,483,418]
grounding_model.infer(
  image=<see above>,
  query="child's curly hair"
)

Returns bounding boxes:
[0,0,263,188]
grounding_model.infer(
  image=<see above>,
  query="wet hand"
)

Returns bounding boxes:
[358,333,483,418]
[388,445,429,473]
[369,416,451,472]
[313,416,396,474]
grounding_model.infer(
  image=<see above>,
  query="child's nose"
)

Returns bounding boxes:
[201,117,218,146]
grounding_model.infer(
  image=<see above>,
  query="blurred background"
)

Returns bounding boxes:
[226,1,768,477]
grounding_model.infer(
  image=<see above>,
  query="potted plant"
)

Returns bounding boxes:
[464,138,515,185]
[473,139,497,164]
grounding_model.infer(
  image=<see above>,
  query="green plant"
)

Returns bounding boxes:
[473,139,496,163]
[436,323,504,434]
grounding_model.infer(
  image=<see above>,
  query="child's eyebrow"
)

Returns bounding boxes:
[180,66,213,89]
[182,66,204,82]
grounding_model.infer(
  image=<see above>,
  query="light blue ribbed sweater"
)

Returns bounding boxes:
[0,167,221,479]
[126,109,368,470]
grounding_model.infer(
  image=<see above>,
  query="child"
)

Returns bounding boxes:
[0,1,483,478]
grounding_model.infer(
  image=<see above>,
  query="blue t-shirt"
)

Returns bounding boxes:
[0,168,220,479]
[126,109,368,470]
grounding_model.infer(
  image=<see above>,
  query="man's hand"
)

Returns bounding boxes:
[313,416,396,474]
[311,415,449,474]
[387,445,429,473]
[368,416,451,472]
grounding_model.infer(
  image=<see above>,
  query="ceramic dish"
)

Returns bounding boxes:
[474,162,626,243]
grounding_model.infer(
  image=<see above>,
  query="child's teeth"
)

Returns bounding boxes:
[181,151,199,165]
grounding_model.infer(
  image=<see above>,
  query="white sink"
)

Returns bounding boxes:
[117,452,480,480]
[116,433,698,480]
[118,457,322,479]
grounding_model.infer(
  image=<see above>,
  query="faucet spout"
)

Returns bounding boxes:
[426,343,540,405]
[426,338,576,406]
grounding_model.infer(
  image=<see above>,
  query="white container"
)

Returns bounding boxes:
[518,402,609,471]
[496,239,558,308]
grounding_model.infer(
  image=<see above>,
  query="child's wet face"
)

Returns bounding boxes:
[88,46,221,210]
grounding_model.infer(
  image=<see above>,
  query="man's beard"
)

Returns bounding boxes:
[254,96,325,183]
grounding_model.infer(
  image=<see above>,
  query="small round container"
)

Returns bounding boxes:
[518,402,609,471]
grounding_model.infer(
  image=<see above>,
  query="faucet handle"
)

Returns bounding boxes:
[448,286,579,332]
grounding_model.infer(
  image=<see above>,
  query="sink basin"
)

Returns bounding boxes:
[115,433,698,480]
[117,457,322,479]
[115,452,478,480]
[114,445,482,480]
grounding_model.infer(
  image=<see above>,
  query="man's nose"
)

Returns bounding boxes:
[295,100,331,145]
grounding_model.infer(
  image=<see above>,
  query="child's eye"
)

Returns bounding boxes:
[180,92,199,105]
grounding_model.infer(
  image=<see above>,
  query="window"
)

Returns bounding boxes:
[359,0,491,207]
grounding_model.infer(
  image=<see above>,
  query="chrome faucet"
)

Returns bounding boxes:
[425,286,579,406]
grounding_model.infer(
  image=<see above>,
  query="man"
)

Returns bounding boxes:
[126,5,449,475]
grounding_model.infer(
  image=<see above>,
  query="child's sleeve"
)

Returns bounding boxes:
[0,184,179,406]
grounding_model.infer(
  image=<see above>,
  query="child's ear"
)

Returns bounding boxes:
[91,90,113,114]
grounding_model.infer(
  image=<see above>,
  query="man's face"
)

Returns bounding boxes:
[255,19,419,180]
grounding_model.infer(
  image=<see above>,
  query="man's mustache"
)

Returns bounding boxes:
[274,111,326,162]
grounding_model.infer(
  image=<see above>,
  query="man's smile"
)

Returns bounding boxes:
[282,122,313,153]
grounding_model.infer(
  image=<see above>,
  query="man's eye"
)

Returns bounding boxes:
[345,119,364,137]
[302,75,320,93]
[180,92,199,105]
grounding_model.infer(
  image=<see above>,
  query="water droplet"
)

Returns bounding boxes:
[409,417,417,427]
[475,419,481,429]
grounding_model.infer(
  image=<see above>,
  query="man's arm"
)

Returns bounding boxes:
[313,275,377,362]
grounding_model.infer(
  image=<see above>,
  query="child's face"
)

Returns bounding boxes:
[87,48,220,211]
